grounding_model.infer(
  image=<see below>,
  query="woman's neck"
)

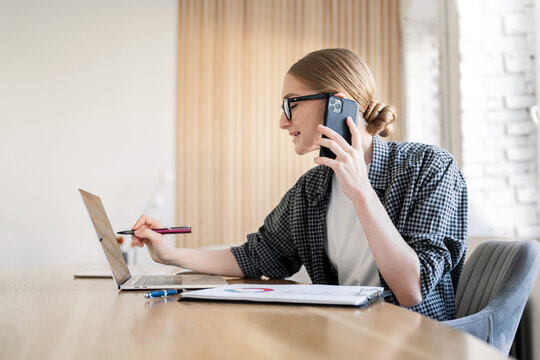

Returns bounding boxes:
[362,133,374,165]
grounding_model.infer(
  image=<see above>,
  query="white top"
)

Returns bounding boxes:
[325,165,380,286]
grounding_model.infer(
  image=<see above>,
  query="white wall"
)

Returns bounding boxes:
[0,0,178,266]
[400,0,441,146]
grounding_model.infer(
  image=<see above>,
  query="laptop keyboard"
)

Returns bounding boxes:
[133,275,182,286]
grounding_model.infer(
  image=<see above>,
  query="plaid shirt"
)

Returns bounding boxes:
[231,136,468,321]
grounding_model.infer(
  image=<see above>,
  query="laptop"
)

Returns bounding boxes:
[79,189,228,290]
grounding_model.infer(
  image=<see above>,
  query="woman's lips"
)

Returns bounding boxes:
[290,132,300,142]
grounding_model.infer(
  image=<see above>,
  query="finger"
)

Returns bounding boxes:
[314,138,347,159]
[132,215,147,230]
[131,235,143,247]
[132,214,161,230]
[131,235,142,247]
[313,156,338,169]
[134,227,162,243]
[317,124,350,150]
[347,116,362,150]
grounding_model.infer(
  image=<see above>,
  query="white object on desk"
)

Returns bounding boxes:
[182,284,385,306]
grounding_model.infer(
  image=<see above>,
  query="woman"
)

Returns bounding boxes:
[131,48,467,321]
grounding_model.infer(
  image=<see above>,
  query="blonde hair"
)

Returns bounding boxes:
[287,48,396,137]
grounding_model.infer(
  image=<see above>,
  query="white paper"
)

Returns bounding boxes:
[181,284,384,306]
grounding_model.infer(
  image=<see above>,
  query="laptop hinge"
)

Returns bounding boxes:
[118,274,131,288]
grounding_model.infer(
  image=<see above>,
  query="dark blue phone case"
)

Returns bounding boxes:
[319,96,359,159]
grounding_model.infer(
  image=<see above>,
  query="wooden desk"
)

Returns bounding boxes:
[0,266,506,360]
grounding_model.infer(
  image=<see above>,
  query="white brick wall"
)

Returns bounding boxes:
[457,0,539,239]
[401,0,539,240]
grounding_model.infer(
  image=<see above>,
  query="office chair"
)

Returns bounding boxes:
[443,240,540,356]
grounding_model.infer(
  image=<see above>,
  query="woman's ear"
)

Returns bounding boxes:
[333,92,347,99]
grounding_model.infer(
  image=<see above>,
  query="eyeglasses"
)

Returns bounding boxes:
[281,93,336,120]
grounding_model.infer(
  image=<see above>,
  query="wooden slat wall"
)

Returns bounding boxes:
[176,0,401,248]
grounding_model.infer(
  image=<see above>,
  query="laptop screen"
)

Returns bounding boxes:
[79,189,130,286]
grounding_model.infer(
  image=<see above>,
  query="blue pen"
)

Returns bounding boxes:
[144,289,180,298]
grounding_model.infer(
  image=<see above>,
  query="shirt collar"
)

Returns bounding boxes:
[368,135,389,190]
[308,165,333,206]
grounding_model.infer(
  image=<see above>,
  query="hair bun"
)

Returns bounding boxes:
[363,100,396,137]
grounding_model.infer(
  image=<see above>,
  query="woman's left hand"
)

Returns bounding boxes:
[313,116,374,203]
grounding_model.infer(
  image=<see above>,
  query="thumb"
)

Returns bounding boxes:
[134,228,161,243]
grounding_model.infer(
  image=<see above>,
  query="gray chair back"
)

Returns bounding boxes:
[443,240,540,356]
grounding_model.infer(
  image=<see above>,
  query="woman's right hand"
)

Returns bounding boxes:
[131,215,175,264]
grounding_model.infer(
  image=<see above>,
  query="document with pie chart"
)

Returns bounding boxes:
[181,284,385,306]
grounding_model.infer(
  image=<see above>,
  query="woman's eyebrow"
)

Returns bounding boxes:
[282,93,299,99]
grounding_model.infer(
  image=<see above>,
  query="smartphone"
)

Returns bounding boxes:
[319,95,359,159]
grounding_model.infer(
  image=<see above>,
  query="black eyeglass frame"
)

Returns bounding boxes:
[281,92,336,120]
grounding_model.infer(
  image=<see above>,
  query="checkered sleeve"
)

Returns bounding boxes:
[230,184,303,279]
[401,150,468,300]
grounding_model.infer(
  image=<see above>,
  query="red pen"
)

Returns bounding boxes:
[117,227,191,235]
